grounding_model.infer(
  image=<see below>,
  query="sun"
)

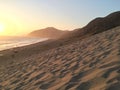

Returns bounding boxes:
[0,23,5,32]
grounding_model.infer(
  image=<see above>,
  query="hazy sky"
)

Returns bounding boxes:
[0,0,120,36]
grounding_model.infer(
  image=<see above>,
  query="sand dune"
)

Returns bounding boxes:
[0,26,120,90]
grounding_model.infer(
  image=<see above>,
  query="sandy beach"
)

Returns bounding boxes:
[0,26,120,90]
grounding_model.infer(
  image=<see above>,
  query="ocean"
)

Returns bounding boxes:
[0,36,47,51]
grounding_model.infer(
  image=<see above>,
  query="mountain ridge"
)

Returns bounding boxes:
[63,11,120,39]
[28,11,120,40]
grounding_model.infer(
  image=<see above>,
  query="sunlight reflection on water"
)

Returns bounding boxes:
[0,36,47,51]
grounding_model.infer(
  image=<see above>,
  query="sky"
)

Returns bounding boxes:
[0,0,120,36]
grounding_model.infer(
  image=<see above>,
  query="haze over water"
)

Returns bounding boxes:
[0,36,47,51]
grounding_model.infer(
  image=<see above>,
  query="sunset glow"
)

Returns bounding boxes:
[0,14,25,36]
[0,23,5,33]
[0,0,119,36]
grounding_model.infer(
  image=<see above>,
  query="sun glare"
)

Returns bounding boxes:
[0,23,5,32]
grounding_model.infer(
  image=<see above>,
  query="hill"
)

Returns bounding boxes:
[63,11,120,39]
[29,27,69,39]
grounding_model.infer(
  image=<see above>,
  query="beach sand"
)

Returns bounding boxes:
[0,26,120,90]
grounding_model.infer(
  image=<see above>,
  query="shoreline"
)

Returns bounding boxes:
[0,39,53,66]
